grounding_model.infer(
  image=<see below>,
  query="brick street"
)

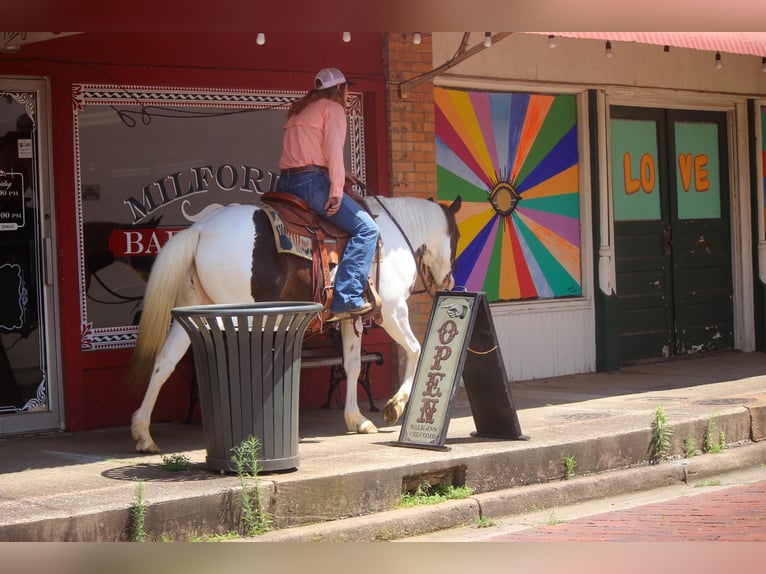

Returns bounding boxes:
[493,479,766,542]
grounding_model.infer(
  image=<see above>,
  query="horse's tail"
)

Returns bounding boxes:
[126,225,201,390]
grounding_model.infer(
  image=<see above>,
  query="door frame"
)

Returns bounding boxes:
[596,89,755,358]
[0,77,63,435]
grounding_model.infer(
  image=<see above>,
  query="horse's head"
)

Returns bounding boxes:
[419,196,461,293]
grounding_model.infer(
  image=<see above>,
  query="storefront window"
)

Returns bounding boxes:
[74,85,366,350]
[435,88,581,302]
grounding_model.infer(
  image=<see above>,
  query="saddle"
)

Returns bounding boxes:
[260,191,382,332]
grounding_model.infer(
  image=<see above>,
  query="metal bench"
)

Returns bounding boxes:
[300,328,382,412]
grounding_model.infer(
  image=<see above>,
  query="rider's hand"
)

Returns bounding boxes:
[343,174,358,194]
[324,195,341,216]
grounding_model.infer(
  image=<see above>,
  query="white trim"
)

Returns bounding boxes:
[731,103,755,351]
[756,100,766,284]
[598,90,616,296]
[491,297,592,318]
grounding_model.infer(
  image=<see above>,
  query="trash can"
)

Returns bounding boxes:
[171,302,322,473]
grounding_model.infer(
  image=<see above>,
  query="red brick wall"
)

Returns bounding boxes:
[382,32,437,381]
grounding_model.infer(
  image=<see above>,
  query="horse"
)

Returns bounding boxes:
[128,194,462,453]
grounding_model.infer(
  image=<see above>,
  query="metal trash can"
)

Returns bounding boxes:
[171,302,321,473]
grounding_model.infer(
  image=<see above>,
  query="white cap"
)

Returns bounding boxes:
[314,67,347,90]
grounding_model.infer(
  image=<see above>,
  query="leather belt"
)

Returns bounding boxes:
[280,165,328,176]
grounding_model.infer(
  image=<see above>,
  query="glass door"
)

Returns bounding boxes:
[0,79,62,434]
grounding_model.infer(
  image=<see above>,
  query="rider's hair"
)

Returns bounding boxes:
[287,84,347,118]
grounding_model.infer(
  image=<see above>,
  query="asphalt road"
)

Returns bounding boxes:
[403,464,766,542]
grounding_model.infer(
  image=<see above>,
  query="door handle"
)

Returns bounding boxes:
[663,224,673,255]
[694,235,711,253]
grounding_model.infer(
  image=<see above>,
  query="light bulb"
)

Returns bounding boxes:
[342,32,351,43]
[256,33,265,46]
[484,32,491,48]
[548,35,556,48]
[605,40,613,58]
[715,51,722,70]
[413,32,422,45]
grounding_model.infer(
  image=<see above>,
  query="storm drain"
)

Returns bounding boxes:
[695,397,755,406]
[401,465,467,495]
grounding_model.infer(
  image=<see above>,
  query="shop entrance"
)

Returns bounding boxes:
[0,79,62,434]
[610,106,733,364]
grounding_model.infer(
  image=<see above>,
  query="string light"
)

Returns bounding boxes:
[605,40,613,58]
[256,33,265,46]
[715,51,722,70]
[413,32,422,45]
[484,32,491,48]
[548,35,556,48]
[342,32,351,43]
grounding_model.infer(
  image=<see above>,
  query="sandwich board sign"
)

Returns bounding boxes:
[396,291,528,451]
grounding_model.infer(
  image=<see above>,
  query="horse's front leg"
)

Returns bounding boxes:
[340,321,378,434]
[131,322,191,453]
[379,303,422,426]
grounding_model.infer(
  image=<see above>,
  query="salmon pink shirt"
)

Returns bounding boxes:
[279,98,347,199]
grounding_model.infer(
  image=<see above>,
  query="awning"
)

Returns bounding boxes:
[528,32,766,58]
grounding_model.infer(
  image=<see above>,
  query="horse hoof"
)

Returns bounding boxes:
[136,442,161,454]
[382,401,402,426]
[359,420,379,434]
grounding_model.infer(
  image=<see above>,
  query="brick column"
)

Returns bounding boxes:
[382,32,437,384]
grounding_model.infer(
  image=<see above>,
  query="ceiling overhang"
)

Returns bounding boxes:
[527,32,766,58]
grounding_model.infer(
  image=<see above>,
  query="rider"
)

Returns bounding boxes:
[276,67,379,321]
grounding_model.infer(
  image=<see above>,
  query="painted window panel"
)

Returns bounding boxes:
[435,88,581,302]
[74,85,366,350]
[610,119,661,222]
[674,122,721,220]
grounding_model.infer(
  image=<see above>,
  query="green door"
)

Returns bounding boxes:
[610,107,733,364]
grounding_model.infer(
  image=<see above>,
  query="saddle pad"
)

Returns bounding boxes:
[259,202,314,261]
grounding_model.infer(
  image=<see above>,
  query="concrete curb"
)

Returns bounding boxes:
[240,440,766,542]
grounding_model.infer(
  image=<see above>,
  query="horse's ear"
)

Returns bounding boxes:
[448,196,462,214]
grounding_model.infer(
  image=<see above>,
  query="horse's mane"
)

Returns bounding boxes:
[367,196,447,247]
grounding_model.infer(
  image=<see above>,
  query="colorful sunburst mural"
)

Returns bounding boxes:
[435,87,581,302]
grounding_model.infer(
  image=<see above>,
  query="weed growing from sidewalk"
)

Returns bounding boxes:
[703,419,726,453]
[546,511,562,526]
[398,481,473,507]
[160,453,191,471]
[475,516,496,528]
[694,479,722,487]
[130,480,147,542]
[230,436,272,536]
[187,531,240,542]
[563,454,577,480]
[683,437,699,458]
[650,404,672,464]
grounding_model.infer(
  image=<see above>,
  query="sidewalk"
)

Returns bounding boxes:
[1,351,765,541]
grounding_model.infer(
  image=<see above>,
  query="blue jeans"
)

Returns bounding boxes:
[275,169,379,313]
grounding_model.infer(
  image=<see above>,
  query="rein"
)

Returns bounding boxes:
[362,188,435,298]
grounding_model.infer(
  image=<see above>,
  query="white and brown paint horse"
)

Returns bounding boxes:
[128,194,461,453]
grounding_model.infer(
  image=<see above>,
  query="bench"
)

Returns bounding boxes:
[301,327,382,412]
[184,327,382,421]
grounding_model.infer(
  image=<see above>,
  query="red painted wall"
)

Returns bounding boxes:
[0,32,391,430]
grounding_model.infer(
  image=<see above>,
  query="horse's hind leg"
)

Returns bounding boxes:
[379,300,422,426]
[131,322,191,453]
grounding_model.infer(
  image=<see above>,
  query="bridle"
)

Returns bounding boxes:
[364,190,452,298]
